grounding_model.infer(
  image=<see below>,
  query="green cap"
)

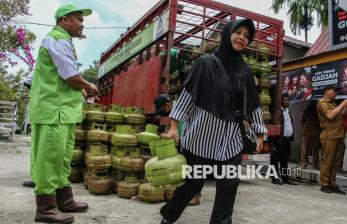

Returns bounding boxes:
[55,4,92,20]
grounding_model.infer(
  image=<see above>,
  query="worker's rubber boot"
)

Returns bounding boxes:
[35,194,74,223]
[56,186,89,213]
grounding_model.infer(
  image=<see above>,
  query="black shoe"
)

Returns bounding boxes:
[320,186,332,193]
[271,178,283,185]
[160,218,172,224]
[22,180,35,188]
[330,186,346,195]
[283,180,298,185]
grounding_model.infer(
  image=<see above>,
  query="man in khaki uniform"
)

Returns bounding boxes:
[317,85,347,194]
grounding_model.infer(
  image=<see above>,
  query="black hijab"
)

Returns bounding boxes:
[184,19,260,121]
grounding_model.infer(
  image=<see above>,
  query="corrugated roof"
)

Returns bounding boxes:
[304,28,329,57]
[283,28,338,65]
[284,36,312,48]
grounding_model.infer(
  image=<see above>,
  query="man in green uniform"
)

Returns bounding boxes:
[161,46,193,84]
[29,4,98,223]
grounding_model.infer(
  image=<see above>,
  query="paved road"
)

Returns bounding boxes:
[0,135,346,224]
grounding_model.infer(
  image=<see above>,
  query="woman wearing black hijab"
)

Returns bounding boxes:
[160,19,266,224]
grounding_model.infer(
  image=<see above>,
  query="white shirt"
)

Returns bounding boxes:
[282,107,293,137]
[41,35,79,80]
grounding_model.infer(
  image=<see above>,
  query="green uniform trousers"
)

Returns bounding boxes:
[31,123,76,195]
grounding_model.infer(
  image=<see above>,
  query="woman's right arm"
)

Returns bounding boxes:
[162,88,195,143]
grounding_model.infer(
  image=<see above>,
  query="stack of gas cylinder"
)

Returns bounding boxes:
[84,104,112,194]
[144,139,187,202]
[169,70,183,95]
[123,107,146,133]
[247,43,273,124]
[111,125,142,198]
[73,104,192,204]
[69,125,84,183]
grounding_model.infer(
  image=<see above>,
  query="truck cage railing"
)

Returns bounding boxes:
[98,0,283,128]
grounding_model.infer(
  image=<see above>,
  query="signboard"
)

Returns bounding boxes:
[329,0,347,50]
[281,58,347,101]
[98,10,170,78]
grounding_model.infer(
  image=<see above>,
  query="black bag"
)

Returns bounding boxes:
[210,54,257,154]
[235,110,257,154]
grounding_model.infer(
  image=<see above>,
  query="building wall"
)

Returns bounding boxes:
[283,45,308,63]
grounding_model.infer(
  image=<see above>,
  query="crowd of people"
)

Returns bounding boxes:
[273,85,347,195]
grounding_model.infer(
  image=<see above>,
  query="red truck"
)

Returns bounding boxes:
[97,0,284,163]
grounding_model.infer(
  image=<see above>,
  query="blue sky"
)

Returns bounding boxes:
[12,0,321,73]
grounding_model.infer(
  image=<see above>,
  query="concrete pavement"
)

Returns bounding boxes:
[0,135,346,224]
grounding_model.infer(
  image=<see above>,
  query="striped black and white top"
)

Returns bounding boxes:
[170,88,267,161]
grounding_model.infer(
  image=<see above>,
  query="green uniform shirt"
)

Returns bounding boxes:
[160,49,181,74]
[29,26,83,124]
[170,48,180,74]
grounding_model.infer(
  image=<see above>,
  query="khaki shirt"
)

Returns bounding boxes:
[317,97,344,139]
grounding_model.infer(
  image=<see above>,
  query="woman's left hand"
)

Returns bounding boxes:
[255,135,264,153]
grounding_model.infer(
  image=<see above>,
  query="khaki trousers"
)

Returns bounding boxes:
[320,138,344,187]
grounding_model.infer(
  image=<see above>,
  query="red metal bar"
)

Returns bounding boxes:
[180,0,282,27]
[174,11,228,44]
[255,26,281,38]
[178,8,227,23]
[175,31,219,42]
[273,29,284,125]
[180,0,233,13]
[161,0,179,95]
[176,19,222,34]
[202,6,206,41]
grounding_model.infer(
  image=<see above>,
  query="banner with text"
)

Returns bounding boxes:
[98,10,170,78]
[329,0,347,49]
[281,58,347,101]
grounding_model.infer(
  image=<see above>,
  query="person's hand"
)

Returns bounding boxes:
[87,83,99,94]
[255,135,264,154]
[82,89,88,98]
[161,127,179,145]
[342,98,347,107]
